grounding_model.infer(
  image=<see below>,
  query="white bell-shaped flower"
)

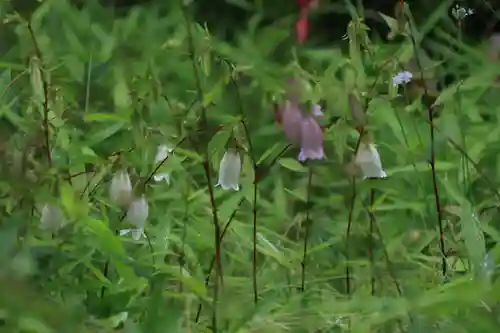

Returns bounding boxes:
[109,170,133,206]
[153,144,174,183]
[125,196,149,230]
[216,149,241,191]
[40,204,65,232]
[355,142,387,179]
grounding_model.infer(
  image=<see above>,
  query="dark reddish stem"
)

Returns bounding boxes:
[181,4,221,331]
[369,189,375,296]
[194,144,291,322]
[405,12,447,277]
[300,167,314,292]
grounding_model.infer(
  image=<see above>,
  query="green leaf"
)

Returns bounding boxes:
[86,122,125,146]
[278,158,307,172]
[84,112,129,122]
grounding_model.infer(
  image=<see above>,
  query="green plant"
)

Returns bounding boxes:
[1,1,500,332]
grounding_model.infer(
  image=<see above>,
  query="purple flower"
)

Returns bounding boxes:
[282,100,304,146]
[298,116,325,161]
[392,71,413,86]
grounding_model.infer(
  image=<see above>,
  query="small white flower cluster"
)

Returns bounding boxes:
[451,5,473,21]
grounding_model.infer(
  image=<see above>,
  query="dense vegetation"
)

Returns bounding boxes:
[1,0,500,332]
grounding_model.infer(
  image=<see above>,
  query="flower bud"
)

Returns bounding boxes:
[355,142,387,179]
[29,56,44,104]
[109,170,133,206]
[216,149,241,191]
[40,204,65,232]
[298,116,325,161]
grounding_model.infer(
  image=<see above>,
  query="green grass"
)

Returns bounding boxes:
[0,0,499,332]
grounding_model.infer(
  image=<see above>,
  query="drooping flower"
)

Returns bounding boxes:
[40,204,65,232]
[123,196,149,240]
[392,71,413,86]
[296,16,309,44]
[282,101,304,146]
[153,144,174,183]
[298,116,325,161]
[355,142,387,179]
[216,149,241,191]
[109,170,133,206]
[295,0,319,43]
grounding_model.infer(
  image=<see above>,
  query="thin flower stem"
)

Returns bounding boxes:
[362,201,411,331]
[220,59,260,304]
[369,188,376,296]
[405,10,447,277]
[181,5,221,332]
[345,179,356,296]
[345,129,364,297]
[252,183,258,303]
[300,167,314,292]
[195,144,291,322]
[179,187,190,292]
[100,211,127,299]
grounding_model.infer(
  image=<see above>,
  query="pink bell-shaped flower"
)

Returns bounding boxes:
[282,101,304,146]
[298,116,325,161]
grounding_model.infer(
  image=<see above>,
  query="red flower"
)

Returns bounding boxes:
[296,16,309,44]
[297,0,312,8]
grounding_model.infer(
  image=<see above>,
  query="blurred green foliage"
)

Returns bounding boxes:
[1,0,500,332]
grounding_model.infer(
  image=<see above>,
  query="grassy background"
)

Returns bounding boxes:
[1,0,500,332]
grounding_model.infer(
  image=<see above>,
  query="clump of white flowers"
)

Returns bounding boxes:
[109,169,133,206]
[355,142,387,179]
[452,5,473,21]
[109,169,149,240]
[216,149,241,191]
